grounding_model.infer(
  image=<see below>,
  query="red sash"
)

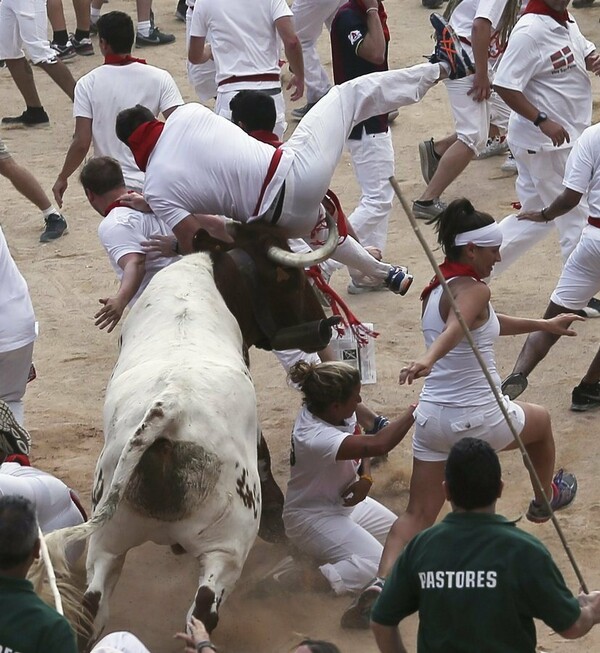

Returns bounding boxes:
[127,120,164,172]
[522,0,570,25]
[104,54,147,65]
[420,260,483,301]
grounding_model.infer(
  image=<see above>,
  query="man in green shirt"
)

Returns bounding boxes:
[371,437,600,653]
[0,495,77,653]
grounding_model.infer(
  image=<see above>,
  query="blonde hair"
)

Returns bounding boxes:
[289,361,360,414]
[443,0,520,51]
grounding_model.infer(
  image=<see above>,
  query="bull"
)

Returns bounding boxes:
[42,219,338,646]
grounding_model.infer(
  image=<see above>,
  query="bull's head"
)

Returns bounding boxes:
[192,221,340,353]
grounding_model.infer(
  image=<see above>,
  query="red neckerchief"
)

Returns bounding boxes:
[249,129,283,148]
[104,190,137,216]
[127,120,164,172]
[104,53,147,65]
[354,0,390,41]
[4,454,31,466]
[522,0,571,26]
[420,259,482,301]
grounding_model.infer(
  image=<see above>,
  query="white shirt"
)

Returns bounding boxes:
[449,0,509,62]
[0,226,36,353]
[420,282,501,407]
[0,462,84,533]
[74,62,183,190]
[98,206,179,306]
[494,13,594,152]
[564,123,600,236]
[144,103,294,229]
[283,406,360,516]
[190,0,291,88]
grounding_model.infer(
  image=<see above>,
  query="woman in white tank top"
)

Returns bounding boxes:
[371,199,582,592]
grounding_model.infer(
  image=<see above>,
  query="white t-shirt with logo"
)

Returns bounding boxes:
[98,207,179,306]
[144,103,294,229]
[449,0,509,61]
[0,226,36,354]
[283,405,361,517]
[494,13,594,152]
[190,0,291,89]
[564,123,600,237]
[74,63,183,190]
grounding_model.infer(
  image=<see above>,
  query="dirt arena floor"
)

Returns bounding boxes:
[3,0,600,650]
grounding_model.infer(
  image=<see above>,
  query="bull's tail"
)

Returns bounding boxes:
[27,400,174,619]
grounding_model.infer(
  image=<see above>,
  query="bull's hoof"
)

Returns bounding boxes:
[258,507,287,544]
[171,543,186,555]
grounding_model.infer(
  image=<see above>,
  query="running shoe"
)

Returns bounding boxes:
[418,138,440,184]
[429,13,475,80]
[526,469,578,523]
[50,40,77,61]
[136,27,176,46]
[571,382,600,412]
[476,136,509,159]
[501,153,518,174]
[291,102,316,119]
[2,108,49,128]
[500,372,528,401]
[69,33,95,56]
[385,266,413,296]
[581,297,600,318]
[341,577,385,629]
[412,198,447,220]
[40,214,68,243]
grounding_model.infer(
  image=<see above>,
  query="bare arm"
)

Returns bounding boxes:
[560,591,600,639]
[188,35,212,65]
[497,313,584,336]
[356,0,386,65]
[399,281,490,384]
[95,253,146,332]
[493,86,569,146]
[336,406,415,460]
[468,17,492,102]
[53,116,93,206]
[371,622,408,653]
[518,188,583,223]
[276,16,304,101]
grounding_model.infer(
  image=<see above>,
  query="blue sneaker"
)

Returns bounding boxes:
[429,13,475,80]
[526,469,578,523]
[385,266,413,296]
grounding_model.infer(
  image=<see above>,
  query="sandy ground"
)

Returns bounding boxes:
[3,0,600,650]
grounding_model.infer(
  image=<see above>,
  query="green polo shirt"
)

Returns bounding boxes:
[0,574,77,653]
[371,512,581,652]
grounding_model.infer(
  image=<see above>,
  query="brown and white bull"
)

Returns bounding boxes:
[45,219,338,645]
[82,252,261,638]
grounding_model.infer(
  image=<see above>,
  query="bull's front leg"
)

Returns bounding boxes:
[257,431,286,543]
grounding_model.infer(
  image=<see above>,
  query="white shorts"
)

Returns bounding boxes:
[444,76,489,154]
[0,0,57,64]
[550,227,600,310]
[413,397,525,462]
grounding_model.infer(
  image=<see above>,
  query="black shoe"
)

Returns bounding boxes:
[176,0,187,21]
[69,33,95,56]
[136,26,176,46]
[50,40,77,61]
[422,0,444,7]
[2,108,49,128]
[580,296,600,318]
[572,0,595,7]
[501,372,528,401]
[40,214,68,243]
[571,382,600,412]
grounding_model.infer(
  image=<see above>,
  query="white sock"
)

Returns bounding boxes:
[90,7,101,22]
[137,20,151,37]
[42,206,59,218]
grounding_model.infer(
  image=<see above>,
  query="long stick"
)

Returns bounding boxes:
[389,175,588,594]
[38,526,64,615]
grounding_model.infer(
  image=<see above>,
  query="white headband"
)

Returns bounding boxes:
[454,222,503,248]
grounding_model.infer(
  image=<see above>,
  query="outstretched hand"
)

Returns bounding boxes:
[341,477,372,506]
[95,297,126,333]
[544,313,585,336]
[399,360,431,385]
[141,234,179,257]
[517,210,545,223]
[287,75,304,102]
[174,616,211,653]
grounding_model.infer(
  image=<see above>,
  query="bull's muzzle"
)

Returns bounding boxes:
[269,315,342,353]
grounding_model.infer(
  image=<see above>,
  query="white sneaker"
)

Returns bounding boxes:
[476,136,509,159]
[501,153,518,174]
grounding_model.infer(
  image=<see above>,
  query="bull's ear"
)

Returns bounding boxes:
[192,229,229,253]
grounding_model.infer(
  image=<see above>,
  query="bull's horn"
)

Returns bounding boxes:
[267,209,339,268]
